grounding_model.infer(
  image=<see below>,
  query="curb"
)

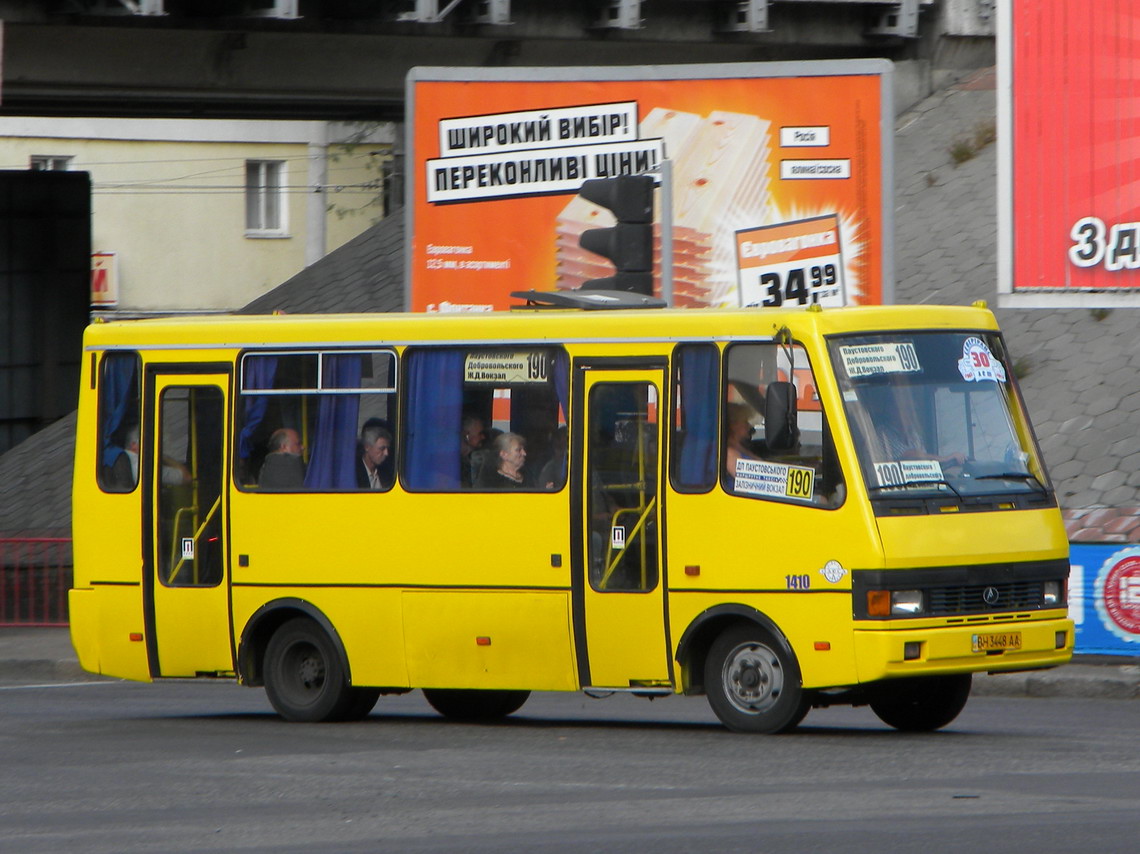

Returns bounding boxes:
[972,664,1140,700]
[2,659,92,683]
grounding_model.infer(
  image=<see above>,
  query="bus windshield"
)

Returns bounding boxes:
[828,331,1051,502]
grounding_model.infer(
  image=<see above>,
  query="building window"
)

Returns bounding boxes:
[245,160,287,235]
[30,155,72,171]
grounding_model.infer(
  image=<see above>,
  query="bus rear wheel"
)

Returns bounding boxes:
[422,688,530,721]
[704,624,808,734]
[869,674,972,732]
[339,687,382,721]
[263,617,354,722]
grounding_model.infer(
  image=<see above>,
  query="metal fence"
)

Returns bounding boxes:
[0,538,73,626]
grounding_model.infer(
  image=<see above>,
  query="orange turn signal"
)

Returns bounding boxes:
[867,591,890,617]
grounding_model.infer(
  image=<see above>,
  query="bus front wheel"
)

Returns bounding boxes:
[263,617,356,722]
[422,688,530,721]
[869,674,972,732]
[704,624,808,734]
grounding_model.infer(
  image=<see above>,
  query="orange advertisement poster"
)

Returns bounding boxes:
[736,214,846,307]
[406,62,891,312]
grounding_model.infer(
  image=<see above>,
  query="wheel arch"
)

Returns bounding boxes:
[237,598,351,688]
[675,604,792,695]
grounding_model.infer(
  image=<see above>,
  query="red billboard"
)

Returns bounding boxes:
[999,1,1140,306]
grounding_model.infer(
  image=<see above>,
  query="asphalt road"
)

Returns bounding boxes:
[1,680,1137,854]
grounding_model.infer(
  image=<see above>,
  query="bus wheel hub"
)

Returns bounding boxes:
[724,643,783,713]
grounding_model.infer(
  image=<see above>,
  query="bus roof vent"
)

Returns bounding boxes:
[510,289,667,310]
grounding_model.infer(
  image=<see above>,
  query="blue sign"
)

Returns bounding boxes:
[1069,544,1140,656]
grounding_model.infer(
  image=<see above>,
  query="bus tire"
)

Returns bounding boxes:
[422,688,530,721]
[263,617,353,722]
[704,624,808,734]
[869,674,972,732]
[338,687,382,722]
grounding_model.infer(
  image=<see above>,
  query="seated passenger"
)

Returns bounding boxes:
[539,425,568,489]
[110,424,191,488]
[258,428,306,490]
[356,423,393,490]
[476,431,529,488]
[459,414,486,487]
[725,402,760,476]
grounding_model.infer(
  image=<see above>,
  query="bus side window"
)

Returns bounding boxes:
[671,343,719,492]
[403,346,568,492]
[723,342,845,508]
[97,351,141,493]
[236,349,397,491]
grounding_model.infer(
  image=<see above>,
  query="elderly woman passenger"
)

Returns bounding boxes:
[476,431,529,488]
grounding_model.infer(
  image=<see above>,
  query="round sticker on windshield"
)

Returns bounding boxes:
[957,337,1007,383]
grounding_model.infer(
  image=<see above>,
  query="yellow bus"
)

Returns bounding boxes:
[70,294,1073,733]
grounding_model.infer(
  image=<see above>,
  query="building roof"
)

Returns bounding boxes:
[2,68,1138,542]
[238,212,404,315]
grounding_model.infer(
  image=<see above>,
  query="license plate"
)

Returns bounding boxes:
[972,631,1022,652]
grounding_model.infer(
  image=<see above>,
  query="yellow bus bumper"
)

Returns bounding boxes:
[853,613,1074,683]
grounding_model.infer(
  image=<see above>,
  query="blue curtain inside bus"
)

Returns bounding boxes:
[304,355,363,489]
[405,349,466,489]
[238,355,278,461]
[676,345,718,489]
[100,352,138,467]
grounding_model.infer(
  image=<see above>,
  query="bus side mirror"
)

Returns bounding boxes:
[765,381,800,452]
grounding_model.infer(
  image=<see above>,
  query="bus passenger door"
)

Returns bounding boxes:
[144,370,233,678]
[572,364,672,690]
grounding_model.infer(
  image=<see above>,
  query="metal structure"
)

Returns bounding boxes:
[0,0,976,120]
[0,538,72,626]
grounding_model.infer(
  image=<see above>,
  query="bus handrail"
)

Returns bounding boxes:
[599,499,656,590]
[166,495,221,585]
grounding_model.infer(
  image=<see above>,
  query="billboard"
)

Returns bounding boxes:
[1069,544,1140,656]
[998,2,1140,307]
[406,61,893,312]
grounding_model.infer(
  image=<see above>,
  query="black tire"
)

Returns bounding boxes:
[704,624,808,734]
[869,674,972,732]
[263,617,353,722]
[338,687,382,722]
[422,688,530,721]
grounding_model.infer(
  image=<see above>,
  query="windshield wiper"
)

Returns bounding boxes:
[973,472,1048,493]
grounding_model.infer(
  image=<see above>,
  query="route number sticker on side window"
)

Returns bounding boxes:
[839,342,921,378]
[734,459,815,501]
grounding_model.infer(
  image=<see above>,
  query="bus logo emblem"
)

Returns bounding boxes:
[983,586,1000,606]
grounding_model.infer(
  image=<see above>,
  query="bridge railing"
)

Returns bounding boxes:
[0,538,73,627]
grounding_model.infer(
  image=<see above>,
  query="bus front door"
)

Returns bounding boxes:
[144,370,234,678]
[573,365,672,691]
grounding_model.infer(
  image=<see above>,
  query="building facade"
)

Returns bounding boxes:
[0,117,394,314]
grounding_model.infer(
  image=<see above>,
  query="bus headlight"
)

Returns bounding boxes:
[867,590,924,617]
[1043,580,1063,607]
[890,590,924,615]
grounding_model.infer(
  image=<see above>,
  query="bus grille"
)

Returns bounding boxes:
[927,580,1043,615]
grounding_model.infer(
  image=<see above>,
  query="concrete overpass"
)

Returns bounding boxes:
[0,1,993,121]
